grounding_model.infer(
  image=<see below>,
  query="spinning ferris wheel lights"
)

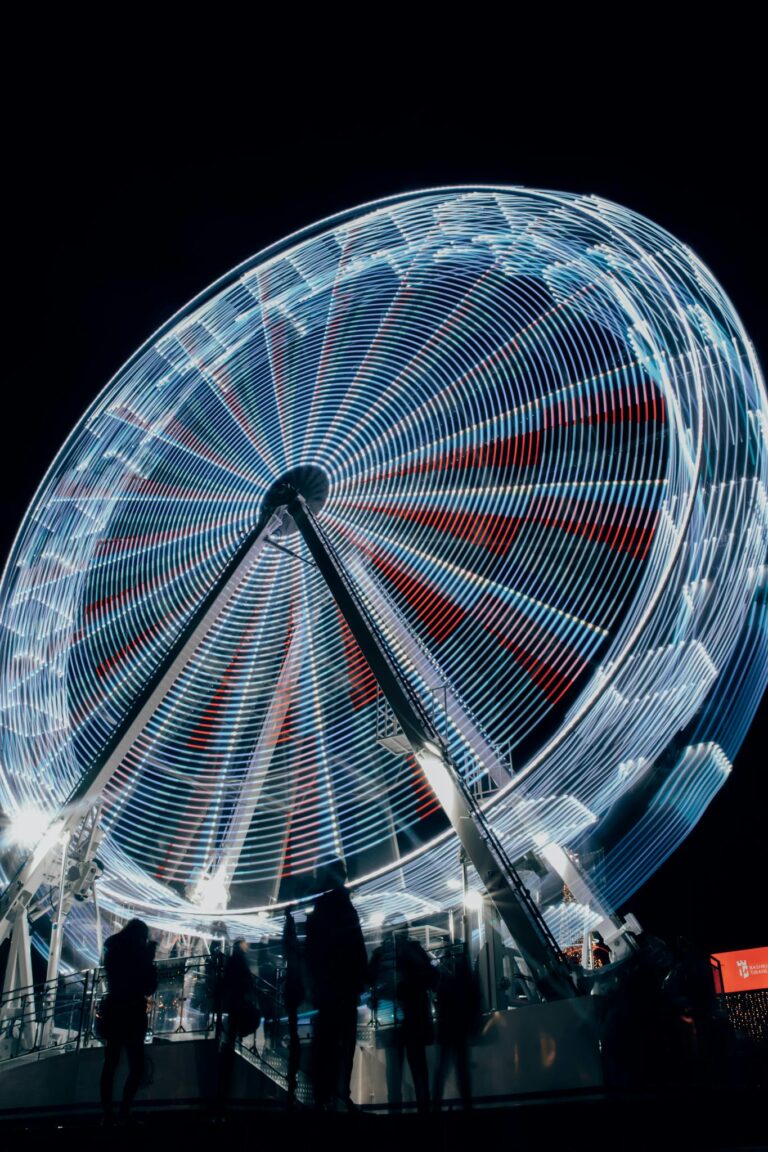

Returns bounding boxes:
[0,187,763,987]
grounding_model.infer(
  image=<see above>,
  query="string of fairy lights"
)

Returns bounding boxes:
[0,187,765,956]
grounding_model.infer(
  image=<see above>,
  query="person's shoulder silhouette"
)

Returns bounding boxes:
[104,918,157,999]
[306,860,367,1000]
[222,939,253,1001]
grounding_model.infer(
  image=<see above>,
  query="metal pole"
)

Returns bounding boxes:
[460,850,470,956]
[350,553,629,940]
[582,916,593,971]
[40,830,72,1046]
[93,880,103,960]
[76,969,90,1052]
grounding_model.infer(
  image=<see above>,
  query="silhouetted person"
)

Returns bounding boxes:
[369,913,436,1114]
[217,938,260,1116]
[256,937,279,1048]
[663,936,721,1084]
[99,918,157,1126]
[205,923,229,1036]
[305,860,367,1111]
[282,908,305,1107]
[432,941,479,1110]
[600,932,673,1089]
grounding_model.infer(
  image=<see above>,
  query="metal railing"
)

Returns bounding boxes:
[0,951,401,1108]
[0,956,289,1068]
[0,967,93,1061]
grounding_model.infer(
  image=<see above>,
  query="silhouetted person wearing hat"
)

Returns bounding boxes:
[305,860,367,1111]
[99,918,157,1126]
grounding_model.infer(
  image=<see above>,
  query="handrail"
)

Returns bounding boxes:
[0,950,309,1108]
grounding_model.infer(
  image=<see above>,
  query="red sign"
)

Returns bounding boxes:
[713,947,768,993]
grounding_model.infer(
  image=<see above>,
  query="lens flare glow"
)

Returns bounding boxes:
[5,805,52,850]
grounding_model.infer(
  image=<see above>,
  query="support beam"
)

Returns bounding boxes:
[0,913,36,1051]
[353,554,635,947]
[349,553,512,787]
[208,619,305,904]
[290,495,576,1000]
[40,831,71,1047]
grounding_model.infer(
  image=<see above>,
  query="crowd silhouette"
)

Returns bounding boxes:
[89,879,745,1125]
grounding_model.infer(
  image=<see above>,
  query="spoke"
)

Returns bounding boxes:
[323,264,589,473]
[324,508,609,638]
[307,212,444,459]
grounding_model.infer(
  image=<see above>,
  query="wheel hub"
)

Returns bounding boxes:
[260,464,330,535]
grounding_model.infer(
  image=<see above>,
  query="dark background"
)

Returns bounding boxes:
[5,31,765,956]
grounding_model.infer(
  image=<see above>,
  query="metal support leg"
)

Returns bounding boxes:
[0,913,36,1052]
[40,831,71,1047]
[290,495,576,999]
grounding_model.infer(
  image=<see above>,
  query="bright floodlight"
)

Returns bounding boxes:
[0,187,765,952]
[6,805,51,850]
[464,890,485,912]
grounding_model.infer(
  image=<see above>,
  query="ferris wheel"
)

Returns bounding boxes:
[1,188,766,980]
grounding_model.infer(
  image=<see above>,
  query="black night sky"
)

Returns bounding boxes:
[5,29,765,958]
